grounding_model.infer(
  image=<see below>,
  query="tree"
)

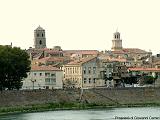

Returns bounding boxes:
[0,45,31,90]
[143,76,155,84]
[123,76,139,85]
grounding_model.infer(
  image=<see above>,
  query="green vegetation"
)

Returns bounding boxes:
[1,102,160,115]
[143,76,155,84]
[0,45,31,90]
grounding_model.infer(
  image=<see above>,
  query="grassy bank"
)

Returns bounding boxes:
[1,102,160,115]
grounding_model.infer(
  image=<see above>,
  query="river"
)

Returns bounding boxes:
[0,107,160,120]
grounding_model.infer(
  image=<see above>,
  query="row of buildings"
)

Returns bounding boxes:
[22,26,160,89]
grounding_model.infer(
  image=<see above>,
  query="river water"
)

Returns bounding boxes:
[0,107,160,120]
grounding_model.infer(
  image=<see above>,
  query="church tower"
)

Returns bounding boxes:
[111,31,122,51]
[34,26,46,49]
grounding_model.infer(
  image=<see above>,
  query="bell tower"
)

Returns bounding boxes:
[34,25,46,49]
[111,31,122,51]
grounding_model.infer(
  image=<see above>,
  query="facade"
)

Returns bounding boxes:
[22,65,63,89]
[34,26,46,49]
[98,57,129,87]
[63,56,102,88]
[98,59,114,87]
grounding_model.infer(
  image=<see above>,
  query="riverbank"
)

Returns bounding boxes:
[1,102,160,115]
[1,88,160,115]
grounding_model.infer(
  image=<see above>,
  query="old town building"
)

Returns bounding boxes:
[22,65,63,89]
[63,56,104,88]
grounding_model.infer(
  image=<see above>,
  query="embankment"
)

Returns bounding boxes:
[0,87,160,114]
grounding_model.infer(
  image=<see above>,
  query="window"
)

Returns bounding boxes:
[45,78,50,85]
[50,78,56,84]
[89,78,91,83]
[39,73,42,76]
[83,67,86,74]
[75,68,77,74]
[51,73,56,77]
[109,69,112,73]
[37,33,39,37]
[34,73,36,76]
[108,64,112,68]
[45,73,50,77]
[93,67,96,74]
[45,78,56,85]
[105,80,107,84]
[84,78,87,84]
[42,33,43,37]
[88,67,91,74]
[93,78,96,83]
[39,40,42,45]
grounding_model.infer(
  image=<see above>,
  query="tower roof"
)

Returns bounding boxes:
[114,31,120,35]
[35,25,44,30]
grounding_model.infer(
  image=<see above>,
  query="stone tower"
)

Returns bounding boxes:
[34,26,46,49]
[111,31,122,51]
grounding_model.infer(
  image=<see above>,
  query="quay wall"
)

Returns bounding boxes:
[0,88,160,107]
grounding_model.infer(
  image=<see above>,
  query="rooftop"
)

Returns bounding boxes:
[66,56,97,65]
[112,48,149,54]
[31,65,62,71]
[63,50,99,55]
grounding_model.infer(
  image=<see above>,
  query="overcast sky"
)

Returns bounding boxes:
[0,0,160,54]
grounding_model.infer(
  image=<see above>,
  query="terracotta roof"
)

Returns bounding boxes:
[112,48,148,54]
[67,56,97,65]
[30,48,62,53]
[31,65,62,71]
[109,58,126,62]
[34,57,65,63]
[47,57,64,62]
[64,50,99,55]
[123,48,147,53]
[112,50,125,54]
[45,50,63,54]
[128,67,160,72]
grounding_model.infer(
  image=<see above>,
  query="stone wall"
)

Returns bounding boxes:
[0,88,160,107]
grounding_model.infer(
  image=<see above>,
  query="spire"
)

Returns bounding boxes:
[116,27,118,32]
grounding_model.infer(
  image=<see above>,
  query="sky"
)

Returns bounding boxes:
[0,0,160,54]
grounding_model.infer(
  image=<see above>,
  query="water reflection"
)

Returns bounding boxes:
[0,107,160,120]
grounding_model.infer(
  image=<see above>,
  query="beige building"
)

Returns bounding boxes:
[63,56,103,88]
[22,65,63,89]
